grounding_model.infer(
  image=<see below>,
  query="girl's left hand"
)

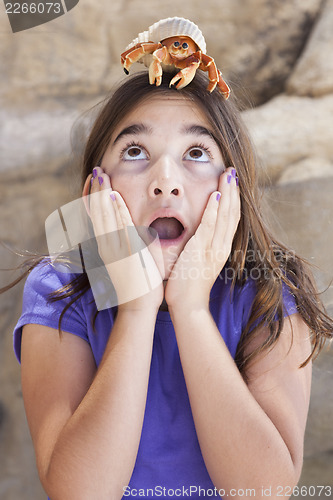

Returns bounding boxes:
[165,167,241,311]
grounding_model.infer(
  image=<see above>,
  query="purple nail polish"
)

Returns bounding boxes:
[236,177,239,187]
[227,175,232,184]
[216,192,221,202]
[110,192,116,201]
[93,168,98,178]
[98,176,103,185]
[231,168,236,178]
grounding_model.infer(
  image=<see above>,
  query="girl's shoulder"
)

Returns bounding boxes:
[23,257,96,308]
[24,257,78,292]
[13,258,96,362]
[211,268,298,319]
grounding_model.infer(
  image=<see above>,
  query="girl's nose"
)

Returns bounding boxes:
[148,155,184,199]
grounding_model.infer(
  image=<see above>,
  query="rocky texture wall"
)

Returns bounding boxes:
[0,1,332,498]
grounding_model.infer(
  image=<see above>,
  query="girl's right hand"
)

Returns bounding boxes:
[88,167,164,313]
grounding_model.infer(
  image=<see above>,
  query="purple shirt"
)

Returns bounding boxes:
[13,261,297,499]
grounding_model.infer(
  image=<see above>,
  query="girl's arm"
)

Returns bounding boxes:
[169,305,311,499]
[166,168,311,498]
[21,304,158,500]
[21,172,163,499]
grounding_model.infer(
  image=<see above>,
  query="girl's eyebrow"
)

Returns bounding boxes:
[112,123,217,146]
[182,124,212,136]
[112,123,152,145]
[181,124,217,142]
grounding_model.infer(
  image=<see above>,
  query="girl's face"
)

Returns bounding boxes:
[101,95,225,278]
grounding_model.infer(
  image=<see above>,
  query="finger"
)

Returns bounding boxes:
[108,190,123,230]
[213,169,232,243]
[225,187,241,246]
[90,168,117,238]
[112,191,134,229]
[224,179,241,245]
[90,166,106,194]
[112,192,144,256]
[110,191,130,253]
[224,167,241,242]
[194,190,221,248]
[213,168,240,250]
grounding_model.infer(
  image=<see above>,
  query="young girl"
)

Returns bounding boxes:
[12,71,333,500]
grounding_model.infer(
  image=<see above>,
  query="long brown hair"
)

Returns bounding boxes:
[3,71,333,376]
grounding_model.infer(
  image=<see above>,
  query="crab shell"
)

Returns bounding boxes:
[125,17,207,69]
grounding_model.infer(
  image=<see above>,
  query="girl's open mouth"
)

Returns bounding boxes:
[149,217,185,242]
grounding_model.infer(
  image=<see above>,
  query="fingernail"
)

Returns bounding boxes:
[231,168,236,178]
[93,168,98,178]
[98,176,103,185]
[236,177,239,187]
[110,192,116,201]
[216,192,221,202]
[227,175,232,184]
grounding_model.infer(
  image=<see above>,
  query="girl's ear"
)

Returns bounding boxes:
[82,174,92,197]
[82,174,93,216]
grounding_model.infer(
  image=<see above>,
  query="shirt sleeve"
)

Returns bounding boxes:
[240,277,299,334]
[13,260,89,363]
[281,281,298,316]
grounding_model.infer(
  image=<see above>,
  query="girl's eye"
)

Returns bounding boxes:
[184,147,211,162]
[173,41,180,47]
[182,42,189,49]
[121,145,148,161]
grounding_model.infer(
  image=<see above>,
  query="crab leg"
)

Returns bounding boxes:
[199,54,230,97]
[216,70,230,98]
[121,42,161,74]
[199,54,219,92]
[121,43,143,65]
[148,46,169,86]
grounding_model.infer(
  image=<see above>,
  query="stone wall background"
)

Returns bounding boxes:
[0,0,332,498]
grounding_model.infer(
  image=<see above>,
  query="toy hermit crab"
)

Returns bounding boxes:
[121,17,230,98]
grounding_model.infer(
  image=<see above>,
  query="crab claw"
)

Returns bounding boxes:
[149,58,163,86]
[217,70,230,99]
[169,63,199,90]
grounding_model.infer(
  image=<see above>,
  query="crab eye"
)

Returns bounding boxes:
[173,41,180,47]
[182,42,189,49]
